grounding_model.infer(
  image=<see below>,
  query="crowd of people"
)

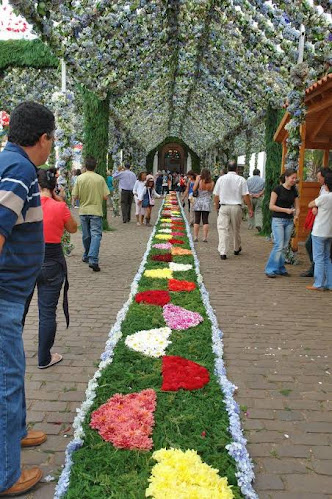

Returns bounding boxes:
[1,100,332,496]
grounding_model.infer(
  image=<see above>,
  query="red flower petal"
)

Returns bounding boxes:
[169,238,184,244]
[168,279,196,292]
[161,356,210,391]
[151,254,173,262]
[135,290,171,307]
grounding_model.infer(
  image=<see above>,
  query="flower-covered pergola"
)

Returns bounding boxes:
[7,0,332,160]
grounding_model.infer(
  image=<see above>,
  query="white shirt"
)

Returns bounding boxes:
[312,192,332,238]
[214,172,249,205]
[133,180,145,198]
[320,185,329,197]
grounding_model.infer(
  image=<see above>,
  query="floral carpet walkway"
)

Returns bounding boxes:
[56,194,256,499]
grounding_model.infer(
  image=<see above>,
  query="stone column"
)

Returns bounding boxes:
[186,152,192,172]
[153,151,158,175]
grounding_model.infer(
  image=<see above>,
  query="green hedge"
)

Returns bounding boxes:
[0,39,58,70]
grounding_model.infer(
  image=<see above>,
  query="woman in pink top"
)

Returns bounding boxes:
[24,169,77,368]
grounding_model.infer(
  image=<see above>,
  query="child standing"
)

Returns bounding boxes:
[139,174,161,226]
[133,171,147,225]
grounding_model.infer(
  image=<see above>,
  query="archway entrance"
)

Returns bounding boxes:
[159,143,186,173]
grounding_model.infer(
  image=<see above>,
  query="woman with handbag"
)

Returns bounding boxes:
[181,171,197,226]
[138,174,161,227]
[23,169,77,368]
[192,168,214,242]
[133,171,147,226]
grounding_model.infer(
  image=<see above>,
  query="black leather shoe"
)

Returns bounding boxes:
[220,255,227,260]
[234,246,242,255]
[82,257,89,263]
[300,270,314,277]
[89,264,101,272]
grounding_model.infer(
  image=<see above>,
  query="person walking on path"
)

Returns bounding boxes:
[106,169,114,210]
[138,174,161,226]
[247,168,265,232]
[113,163,136,223]
[300,167,331,278]
[72,156,109,272]
[133,171,147,225]
[155,172,163,195]
[214,160,253,260]
[24,169,77,368]
[192,168,214,242]
[181,170,197,226]
[0,102,55,496]
[306,172,332,291]
[265,168,300,278]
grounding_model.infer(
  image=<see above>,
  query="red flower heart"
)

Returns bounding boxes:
[161,356,210,391]
[151,253,172,262]
[135,290,171,306]
[169,238,184,244]
[168,279,196,292]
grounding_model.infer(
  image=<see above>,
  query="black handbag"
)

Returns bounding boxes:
[192,189,198,198]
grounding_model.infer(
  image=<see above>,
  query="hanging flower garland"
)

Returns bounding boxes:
[285,63,309,169]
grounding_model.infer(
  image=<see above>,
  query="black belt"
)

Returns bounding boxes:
[221,204,242,206]
[122,189,133,192]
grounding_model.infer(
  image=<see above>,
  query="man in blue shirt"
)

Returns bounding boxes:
[113,163,137,223]
[0,102,55,496]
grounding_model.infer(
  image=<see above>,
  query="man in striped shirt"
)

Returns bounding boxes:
[0,102,55,496]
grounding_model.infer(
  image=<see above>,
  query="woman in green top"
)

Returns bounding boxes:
[107,170,114,192]
[106,170,114,209]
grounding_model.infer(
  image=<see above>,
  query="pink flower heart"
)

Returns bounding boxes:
[90,389,156,450]
[163,304,203,330]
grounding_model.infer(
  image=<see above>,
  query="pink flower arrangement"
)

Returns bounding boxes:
[90,389,156,450]
[172,231,185,237]
[153,243,172,250]
[163,304,204,330]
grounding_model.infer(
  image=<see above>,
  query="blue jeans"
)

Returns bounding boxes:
[80,215,103,264]
[312,235,332,289]
[265,218,294,275]
[0,299,26,492]
[24,262,65,366]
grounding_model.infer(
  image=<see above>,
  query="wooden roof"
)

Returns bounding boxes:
[274,73,332,149]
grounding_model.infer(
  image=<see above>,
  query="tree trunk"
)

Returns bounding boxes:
[262,106,284,235]
[82,88,110,229]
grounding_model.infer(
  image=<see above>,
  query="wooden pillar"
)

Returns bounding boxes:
[281,140,287,173]
[292,122,306,252]
[323,149,330,168]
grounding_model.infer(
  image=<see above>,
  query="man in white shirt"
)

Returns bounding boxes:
[214,161,253,260]
[113,164,137,223]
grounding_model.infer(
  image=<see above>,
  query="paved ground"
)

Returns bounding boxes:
[194,208,332,499]
[22,206,160,498]
[21,202,332,498]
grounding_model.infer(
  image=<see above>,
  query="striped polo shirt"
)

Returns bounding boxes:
[0,142,44,304]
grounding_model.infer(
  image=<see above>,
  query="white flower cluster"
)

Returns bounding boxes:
[125,327,172,358]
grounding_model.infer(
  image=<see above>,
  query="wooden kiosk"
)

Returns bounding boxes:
[274,74,332,248]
